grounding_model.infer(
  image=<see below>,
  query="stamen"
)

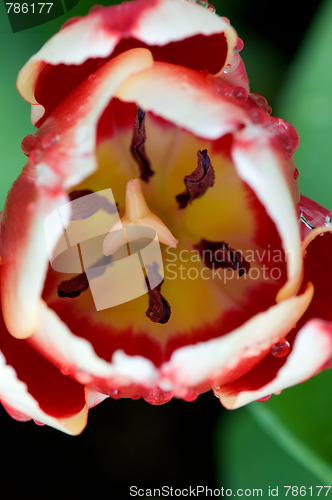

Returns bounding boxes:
[58,273,89,298]
[193,238,250,276]
[143,262,171,324]
[130,107,155,182]
[68,189,118,220]
[146,287,171,324]
[57,254,112,299]
[58,189,115,299]
[175,149,215,209]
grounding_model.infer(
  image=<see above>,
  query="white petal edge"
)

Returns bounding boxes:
[2,48,154,340]
[232,124,303,301]
[0,349,87,434]
[159,284,313,392]
[17,0,237,106]
[30,301,159,387]
[215,318,332,409]
[115,61,248,140]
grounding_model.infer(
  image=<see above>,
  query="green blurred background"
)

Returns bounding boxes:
[0,0,331,497]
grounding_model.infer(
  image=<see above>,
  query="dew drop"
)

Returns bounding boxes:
[294,168,299,180]
[183,389,199,402]
[232,86,248,102]
[223,64,231,74]
[33,420,45,426]
[255,394,271,403]
[41,132,60,150]
[60,366,70,376]
[109,389,122,399]
[234,37,244,52]
[271,339,290,358]
[143,387,173,405]
[21,134,37,157]
[88,73,97,82]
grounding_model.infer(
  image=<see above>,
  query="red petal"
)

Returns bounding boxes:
[0,309,87,433]
[18,0,236,127]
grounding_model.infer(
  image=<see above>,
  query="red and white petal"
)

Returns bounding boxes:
[115,61,248,139]
[159,284,313,395]
[85,389,109,409]
[218,51,249,92]
[17,0,236,124]
[1,48,153,340]
[0,317,87,434]
[232,125,302,302]
[301,226,332,323]
[29,301,159,391]
[214,318,332,409]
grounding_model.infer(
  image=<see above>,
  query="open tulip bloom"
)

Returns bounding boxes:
[0,0,331,434]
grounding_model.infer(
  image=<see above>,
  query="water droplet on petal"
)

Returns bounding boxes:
[271,339,290,358]
[234,37,244,52]
[41,132,60,150]
[88,73,97,82]
[232,86,248,100]
[143,387,173,405]
[33,420,45,426]
[183,389,199,402]
[21,134,37,157]
[60,366,71,375]
[294,168,299,180]
[221,16,230,24]
[109,389,122,399]
[255,394,271,403]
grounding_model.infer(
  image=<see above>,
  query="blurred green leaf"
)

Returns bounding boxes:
[278,0,332,208]
[215,368,332,492]
[250,369,332,485]
[215,404,323,496]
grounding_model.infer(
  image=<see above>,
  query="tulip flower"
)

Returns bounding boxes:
[0,0,331,434]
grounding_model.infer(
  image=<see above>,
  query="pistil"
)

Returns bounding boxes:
[103,178,178,256]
